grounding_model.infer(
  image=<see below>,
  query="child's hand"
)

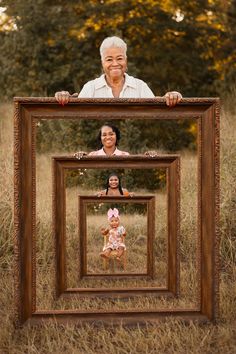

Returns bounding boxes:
[96,190,106,197]
[118,226,126,237]
[101,227,109,235]
[123,189,134,197]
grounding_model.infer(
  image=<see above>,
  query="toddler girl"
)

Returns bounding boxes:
[100,208,126,260]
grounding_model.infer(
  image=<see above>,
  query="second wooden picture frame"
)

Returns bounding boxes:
[53,155,180,298]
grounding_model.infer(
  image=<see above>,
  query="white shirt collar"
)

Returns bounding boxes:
[94,73,136,90]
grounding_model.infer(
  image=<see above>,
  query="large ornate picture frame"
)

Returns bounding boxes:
[14,97,220,326]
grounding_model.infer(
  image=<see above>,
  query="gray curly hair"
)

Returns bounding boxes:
[100,36,127,60]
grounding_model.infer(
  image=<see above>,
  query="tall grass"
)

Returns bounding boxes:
[0,101,235,353]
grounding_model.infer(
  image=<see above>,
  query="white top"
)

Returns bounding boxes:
[88,147,129,156]
[78,73,155,98]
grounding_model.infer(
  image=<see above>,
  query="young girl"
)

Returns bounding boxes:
[97,172,133,197]
[100,208,126,260]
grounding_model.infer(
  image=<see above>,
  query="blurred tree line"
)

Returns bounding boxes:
[36,118,196,154]
[0,0,235,99]
[0,0,235,157]
[66,166,166,192]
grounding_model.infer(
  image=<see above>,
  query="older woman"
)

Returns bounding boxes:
[55,36,182,106]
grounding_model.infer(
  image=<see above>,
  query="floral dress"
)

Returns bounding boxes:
[103,226,126,251]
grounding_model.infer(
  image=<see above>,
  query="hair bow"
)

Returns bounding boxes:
[107,208,120,220]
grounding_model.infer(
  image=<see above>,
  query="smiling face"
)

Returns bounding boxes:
[108,175,119,189]
[101,125,117,149]
[102,47,127,81]
[109,216,120,228]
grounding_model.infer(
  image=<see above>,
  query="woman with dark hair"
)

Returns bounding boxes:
[74,123,129,158]
[97,123,121,147]
[88,123,129,156]
[97,172,133,197]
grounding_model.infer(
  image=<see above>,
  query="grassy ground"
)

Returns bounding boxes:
[0,101,235,353]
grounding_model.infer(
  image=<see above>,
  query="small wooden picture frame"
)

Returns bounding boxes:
[78,195,156,279]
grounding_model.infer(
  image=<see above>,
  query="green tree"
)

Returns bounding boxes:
[214,0,236,93]
[0,1,87,97]
[0,0,227,99]
[1,0,230,156]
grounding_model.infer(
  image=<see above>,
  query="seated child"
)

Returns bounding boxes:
[97,172,133,197]
[100,208,126,261]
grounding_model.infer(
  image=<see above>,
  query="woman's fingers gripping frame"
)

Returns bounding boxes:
[55,91,70,105]
[164,91,182,107]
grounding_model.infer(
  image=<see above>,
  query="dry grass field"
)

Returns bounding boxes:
[0,100,235,353]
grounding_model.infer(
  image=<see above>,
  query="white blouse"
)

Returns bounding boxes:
[78,73,155,98]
